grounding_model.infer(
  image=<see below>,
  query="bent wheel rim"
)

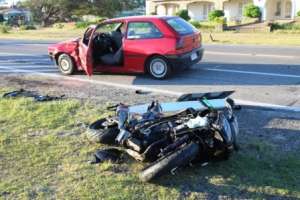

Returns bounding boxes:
[150,58,167,78]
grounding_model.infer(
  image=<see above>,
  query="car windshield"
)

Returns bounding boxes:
[95,22,122,34]
[165,17,197,35]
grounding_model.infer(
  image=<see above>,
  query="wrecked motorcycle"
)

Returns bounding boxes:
[86,91,239,182]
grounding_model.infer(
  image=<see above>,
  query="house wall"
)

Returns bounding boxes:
[188,2,215,21]
[223,0,251,21]
[146,0,300,21]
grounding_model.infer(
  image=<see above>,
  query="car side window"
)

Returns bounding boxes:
[95,22,123,34]
[127,22,163,39]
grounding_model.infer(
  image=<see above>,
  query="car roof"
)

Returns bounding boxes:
[105,15,176,23]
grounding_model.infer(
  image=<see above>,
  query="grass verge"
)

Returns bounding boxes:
[1,27,300,46]
[0,87,299,199]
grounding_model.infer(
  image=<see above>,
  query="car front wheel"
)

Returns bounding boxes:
[147,56,171,80]
[57,54,75,75]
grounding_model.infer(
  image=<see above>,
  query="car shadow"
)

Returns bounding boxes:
[131,62,300,86]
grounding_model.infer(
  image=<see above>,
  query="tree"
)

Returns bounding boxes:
[176,10,190,21]
[243,4,261,18]
[19,0,79,26]
[20,0,144,26]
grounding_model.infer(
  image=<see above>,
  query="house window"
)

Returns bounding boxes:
[275,1,282,17]
[238,3,243,17]
[285,1,292,18]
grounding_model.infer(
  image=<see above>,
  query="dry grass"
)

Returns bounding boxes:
[202,31,300,46]
[1,25,300,46]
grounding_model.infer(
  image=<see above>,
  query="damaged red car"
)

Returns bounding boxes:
[48,16,204,79]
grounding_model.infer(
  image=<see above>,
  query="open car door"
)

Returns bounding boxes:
[78,26,95,76]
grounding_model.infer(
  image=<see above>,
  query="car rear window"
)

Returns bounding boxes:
[165,17,197,35]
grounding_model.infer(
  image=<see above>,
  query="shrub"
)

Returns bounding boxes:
[214,16,226,25]
[271,22,300,31]
[75,21,96,29]
[297,11,300,17]
[0,14,4,23]
[208,10,224,21]
[0,24,10,33]
[189,20,201,28]
[176,10,191,21]
[19,25,37,30]
[53,23,65,29]
[243,4,261,18]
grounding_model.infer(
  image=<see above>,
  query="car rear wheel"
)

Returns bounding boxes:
[57,54,75,75]
[147,56,171,80]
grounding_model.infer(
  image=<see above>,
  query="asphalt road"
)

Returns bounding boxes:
[0,39,299,109]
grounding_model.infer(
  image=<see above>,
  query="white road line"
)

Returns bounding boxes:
[0,52,45,56]
[0,65,55,71]
[205,51,296,59]
[204,68,300,78]
[0,66,299,112]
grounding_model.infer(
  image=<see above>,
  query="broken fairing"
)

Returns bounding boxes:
[128,99,227,115]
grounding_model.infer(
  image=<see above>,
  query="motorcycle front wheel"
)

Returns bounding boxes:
[139,142,199,182]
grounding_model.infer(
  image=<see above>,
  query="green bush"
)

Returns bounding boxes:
[208,10,224,21]
[53,23,65,29]
[189,20,201,28]
[214,16,226,25]
[243,4,261,18]
[271,22,300,31]
[19,25,37,30]
[297,11,300,16]
[0,24,10,34]
[75,21,96,29]
[0,14,4,23]
[176,10,191,21]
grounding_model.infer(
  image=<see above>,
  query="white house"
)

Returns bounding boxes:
[146,0,300,21]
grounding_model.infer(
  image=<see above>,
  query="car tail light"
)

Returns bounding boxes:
[176,37,184,50]
[199,33,202,46]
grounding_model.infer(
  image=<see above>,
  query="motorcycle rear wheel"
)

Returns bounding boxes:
[139,142,199,182]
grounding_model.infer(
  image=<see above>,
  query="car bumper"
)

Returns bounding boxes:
[166,47,204,70]
[48,52,55,61]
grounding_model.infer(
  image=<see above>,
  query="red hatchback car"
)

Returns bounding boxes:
[48,16,204,79]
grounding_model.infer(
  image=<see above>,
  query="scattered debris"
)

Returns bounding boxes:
[2,89,66,102]
[135,90,152,95]
[90,148,124,164]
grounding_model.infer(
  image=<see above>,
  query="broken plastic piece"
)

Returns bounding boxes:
[91,148,123,164]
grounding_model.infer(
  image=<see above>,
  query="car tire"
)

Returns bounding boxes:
[139,142,199,182]
[57,54,75,75]
[146,56,172,80]
[86,118,119,145]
